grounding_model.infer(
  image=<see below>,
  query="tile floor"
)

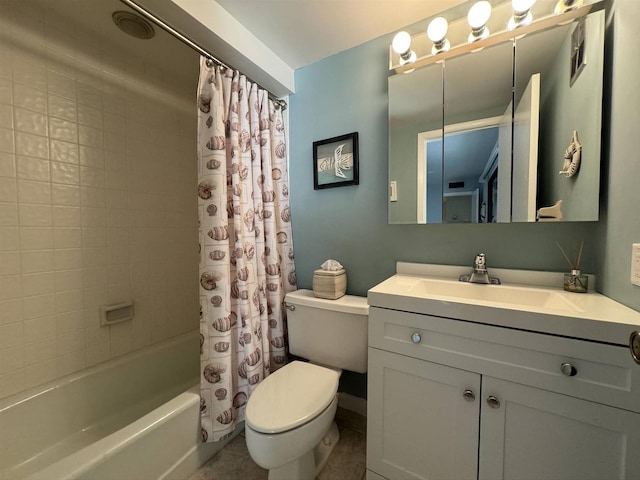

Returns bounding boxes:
[189,407,367,480]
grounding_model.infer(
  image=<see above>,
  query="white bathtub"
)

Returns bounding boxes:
[0,330,236,480]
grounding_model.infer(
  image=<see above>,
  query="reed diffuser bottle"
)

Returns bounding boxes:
[557,241,588,293]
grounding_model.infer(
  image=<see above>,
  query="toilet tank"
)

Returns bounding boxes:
[285,289,369,374]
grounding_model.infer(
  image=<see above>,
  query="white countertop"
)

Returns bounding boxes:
[367,263,640,346]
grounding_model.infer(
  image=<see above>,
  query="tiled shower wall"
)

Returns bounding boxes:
[0,2,199,399]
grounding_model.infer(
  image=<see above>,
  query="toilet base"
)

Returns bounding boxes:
[267,422,340,480]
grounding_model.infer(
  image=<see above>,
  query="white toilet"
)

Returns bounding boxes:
[245,289,369,480]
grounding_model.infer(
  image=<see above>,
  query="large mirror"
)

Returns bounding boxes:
[388,8,605,224]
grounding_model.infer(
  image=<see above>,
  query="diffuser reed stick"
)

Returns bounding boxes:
[556,240,584,270]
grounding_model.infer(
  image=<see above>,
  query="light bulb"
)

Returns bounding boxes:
[399,50,417,66]
[427,17,448,43]
[508,0,536,30]
[392,31,411,55]
[468,1,492,30]
[512,0,537,14]
[554,0,582,14]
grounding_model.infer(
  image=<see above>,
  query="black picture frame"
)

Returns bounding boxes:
[312,132,359,189]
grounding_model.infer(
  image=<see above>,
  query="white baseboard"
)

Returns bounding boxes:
[338,392,367,417]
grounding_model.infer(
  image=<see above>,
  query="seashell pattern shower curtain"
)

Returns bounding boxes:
[197,58,297,442]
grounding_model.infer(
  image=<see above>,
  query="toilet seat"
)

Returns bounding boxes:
[246,361,339,434]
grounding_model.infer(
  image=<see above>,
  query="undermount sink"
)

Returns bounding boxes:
[408,278,583,313]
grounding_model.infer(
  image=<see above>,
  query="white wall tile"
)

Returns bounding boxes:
[0,176,17,202]
[47,70,76,100]
[55,309,83,334]
[14,108,47,136]
[16,156,49,182]
[82,247,106,268]
[0,345,24,374]
[24,359,57,389]
[13,58,46,91]
[50,139,78,164]
[106,208,128,227]
[54,269,82,292]
[82,266,106,289]
[13,84,46,114]
[0,251,21,275]
[81,227,105,247]
[85,341,108,367]
[15,132,48,159]
[103,132,125,154]
[78,126,103,149]
[48,94,77,122]
[23,315,55,343]
[19,226,53,250]
[0,152,16,177]
[18,180,51,204]
[53,248,82,271]
[79,166,104,188]
[56,329,83,352]
[55,289,83,314]
[19,203,52,226]
[21,272,55,297]
[52,205,80,227]
[76,83,101,109]
[51,184,79,206]
[0,202,19,226]
[78,104,102,129]
[104,150,125,171]
[51,162,80,185]
[0,369,26,397]
[23,337,56,365]
[0,299,22,326]
[0,227,19,251]
[81,206,105,227]
[0,321,24,349]
[105,168,127,190]
[21,249,54,273]
[0,127,15,153]
[57,348,85,376]
[49,117,77,143]
[0,102,13,129]
[53,227,81,249]
[79,146,103,169]
[22,293,55,320]
[0,78,12,104]
[0,274,21,301]
[80,186,105,208]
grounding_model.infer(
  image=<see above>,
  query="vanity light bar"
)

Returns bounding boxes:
[392,2,593,74]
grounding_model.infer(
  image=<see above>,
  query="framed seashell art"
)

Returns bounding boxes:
[312,132,359,189]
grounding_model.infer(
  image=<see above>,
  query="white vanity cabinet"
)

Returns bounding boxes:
[366,306,640,480]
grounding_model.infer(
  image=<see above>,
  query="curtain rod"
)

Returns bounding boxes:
[118,0,287,109]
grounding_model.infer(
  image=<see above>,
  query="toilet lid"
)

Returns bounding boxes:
[246,361,339,434]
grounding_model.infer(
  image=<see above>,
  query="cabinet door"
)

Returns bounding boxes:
[367,348,480,480]
[479,377,640,480]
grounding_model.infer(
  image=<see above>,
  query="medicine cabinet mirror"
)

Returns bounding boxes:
[388,3,604,224]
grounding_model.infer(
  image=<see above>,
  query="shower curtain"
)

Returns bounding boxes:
[197,58,297,442]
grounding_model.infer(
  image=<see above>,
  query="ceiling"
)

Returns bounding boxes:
[216,0,466,70]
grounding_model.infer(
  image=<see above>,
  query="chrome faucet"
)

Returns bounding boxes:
[459,253,501,285]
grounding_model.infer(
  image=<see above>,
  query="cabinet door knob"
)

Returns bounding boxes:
[411,332,422,344]
[463,389,476,402]
[561,362,577,377]
[487,396,501,408]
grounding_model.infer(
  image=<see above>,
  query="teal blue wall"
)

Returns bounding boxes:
[596,0,640,313]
